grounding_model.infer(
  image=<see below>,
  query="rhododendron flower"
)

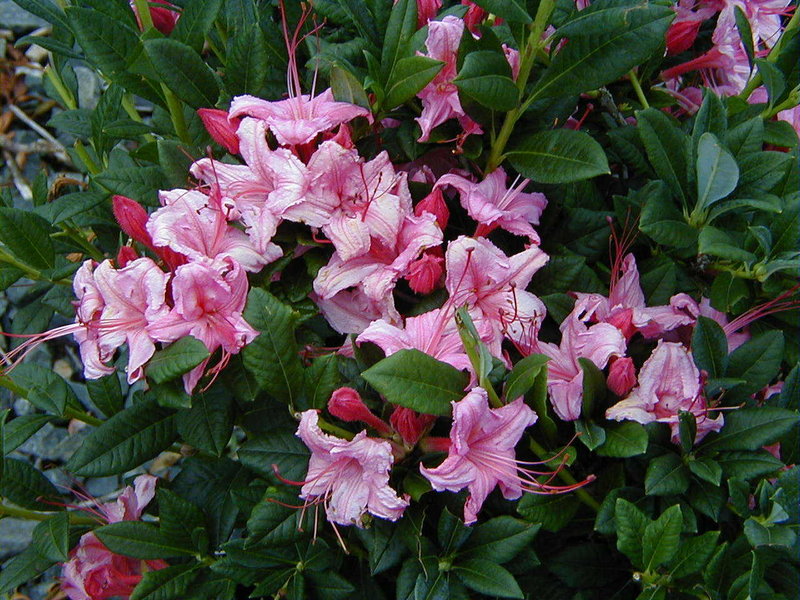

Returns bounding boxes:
[523,298,626,421]
[437,167,547,241]
[229,89,370,147]
[149,260,257,393]
[414,187,450,229]
[148,188,276,272]
[607,356,637,397]
[197,108,241,155]
[61,475,167,600]
[666,0,717,55]
[445,236,548,347]
[576,254,696,339]
[294,410,409,526]
[416,16,482,142]
[606,341,724,444]
[415,0,442,27]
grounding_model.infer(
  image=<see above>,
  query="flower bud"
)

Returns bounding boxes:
[405,248,444,295]
[414,188,449,229]
[391,407,436,446]
[113,195,154,248]
[130,0,180,35]
[666,19,703,56]
[116,245,139,268]
[328,387,391,433]
[198,109,241,155]
[607,357,636,397]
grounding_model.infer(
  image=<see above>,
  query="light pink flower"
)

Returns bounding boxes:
[419,388,538,524]
[666,0,717,55]
[416,16,482,142]
[112,195,185,271]
[575,254,696,340]
[436,167,547,242]
[295,410,409,526]
[445,236,548,348]
[229,88,370,147]
[61,475,167,600]
[149,260,257,393]
[311,288,399,335]
[524,298,626,421]
[606,341,724,444]
[72,261,115,380]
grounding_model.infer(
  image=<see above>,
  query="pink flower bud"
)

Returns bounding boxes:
[414,188,449,229]
[113,195,153,248]
[416,0,442,28]
[607,357,636,397]
[130,0,180,35]
[116,245,139,267]
[391,407,436,446]
[666,19,703,56]
[328,387,391,433]
[462,1,487,33]
[606,307,636,340]
[405,248,444,295]
[198,109,241,155]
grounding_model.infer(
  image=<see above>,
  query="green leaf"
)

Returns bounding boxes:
[596,422,648,457]
[691,316,729,377]
[362,349,469,416]
[700,226,758,262]
[504,354,549,402]
[438,507,472,555]
[95,166,167,205]
[678,411,697,454]
[743,518,796,548]
[688,457,722,486]
[242,288,304,405]
[0,207,55,269]
[0,545,54,595]
[48,109,93,138]
[733,6,755,67]
[470,0,531,23]
[459,516,539,564]
[454,559,523,599]
[380,0,418,80]
[11,0,70,30]
[245,492,304,547]
[531,3,673,102]
[95,521,195,559]
[238,430,310,484]
[725,331,785,395]
[708,271,749,313]
[717,450,784,480]
[225,23,268,96]
[517,492,579,532]
[65,399,177,476]
[696,132,739,211]
[615,499,648,568]
[669,531,720,579]
[579,357,606,419]
[383,56,443,111]
[31,513,69,562]
[157,488,207,553]
[645,453,690,496]
[9,363,76,416]
[3,415,53,456]
[549,542,621,588]
[67,7,142,78]
[637,108,689,204]
[691,91,727,146]
[700,407,799,453]
[507,129,610,184]
[0,457,61,510]
[330,65,370,109]
[639,186,696,248]
[146,336,211,385]
[455,50,518,111]
[177,388,233,457]
[308,570,355,600]
[144,39,220,108]
[302,353,341,411]
[172,0,223,52]
[642,505,683,571]
[355,519,406,575]
[576,419,606,451]
[130,564,198,600]
[86,374,124,418]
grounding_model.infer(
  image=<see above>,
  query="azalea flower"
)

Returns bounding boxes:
[606,341,724,444]
[311,287,399,335]
[61,475,167,600]
[293,410,409,526]
[436,167,547,241]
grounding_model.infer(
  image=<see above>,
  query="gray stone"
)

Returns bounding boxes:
[16,422,88,462]
[75,65,101,110]
[0,1,48,32]
[86,475,120,499]
[0,517,36,560]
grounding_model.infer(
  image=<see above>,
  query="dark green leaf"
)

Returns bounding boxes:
[733,6,755,67]
[2,414,53,455]
[9,362,75,416]
[717,450,784,479]
[700,407,798,453]
[0,545,54,595]
[645,453,690,496]
[470,0,531,23]
[688,457,722,486]
[144,39,220,108]
[576,419,606,451]
[31,513,69,562]
[65,399,177,476]
[504,354,549,402]
[225,23,268,96]
[639,188,696,248]
[615,499,648,568]
[380,0,418,79]
[330,65,370,109]
[245,492,304,547]
[148,337,211,386]
[725,331,784,395]
[459,516,539,564]
[362,349,469,416]
[177,388,233,457]
[696,132,739,210]
[86,374,124,418]
[130,564,198,600]
[95,521,195,559]
[0,457,61,511]
[637,108,689,204]
[302,353,341,411]
[383,56,443,111]
[172,0,223,52]
[0,207,55,270]
[642,505,683,571]
[455,50,518,111]
[597,422,648,457]
[517,491,579,532]
[95,166,167,205]
[692,316,729,377]
[157,488,207,552]
[238,430,309,484]
[454,559,523,599]
[678,411,697,454]
[355,519,406,575]
[507,129,610,184]
[668,532,719,578]
[67,7,142,78]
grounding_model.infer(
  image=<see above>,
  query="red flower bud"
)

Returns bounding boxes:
[607,356,636,397]
[130,0,180,35]
[116,245,139,267]
[606,308,636,340]
[198,109,241,155]
[414,188,449,229]
[391,407,436,446]
[666,19,703,56]
[405,248,444,295]
[113,195,153,248]
[328,387,391,433]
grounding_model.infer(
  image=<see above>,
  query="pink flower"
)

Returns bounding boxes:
[575,254,696,340]
[461,1,487,33]
[606,341,724,444]
[61,475,167,600]
[416,16,483,142]
[608,356,637,397]
[420,388,587,525]
[524,298,626,421]
[416,0,442,27]
[197,108,241,155]
[294,410,409,526]
[72,261,115,380]
[148,260,257,393]
[436,167,547,242]
[666,0,717,55]
[404,248,444,295]
[414,187,450,229]
[445,236,548,348]
[229,89,370,147]
[311,287,399,335]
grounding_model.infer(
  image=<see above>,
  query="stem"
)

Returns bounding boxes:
[315,416,355,440]
[65,406,103,428]
[530,438,601,512]
[0,501,99,525]
[133,0,154,30]
[161,84,191,144]
[74,141,101,176]
[629,70,650,109]
[56,225,104,262]
[0,248,43,280]
[44,66,77,110]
